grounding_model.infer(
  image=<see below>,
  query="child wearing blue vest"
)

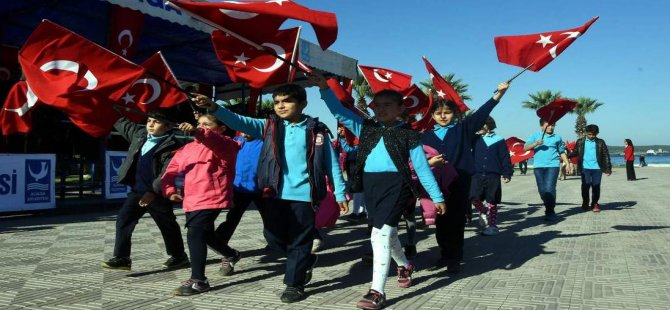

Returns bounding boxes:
[524,119,574,220]
[470,117,513,236]
[421,82,509,273]
[192,84,347,304]
[569,124,611,212]
[309,73,446,310]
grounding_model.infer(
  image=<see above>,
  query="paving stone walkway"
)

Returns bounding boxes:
[1,167,668,309]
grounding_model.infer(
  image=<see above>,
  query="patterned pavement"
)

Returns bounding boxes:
[1,167,669,310]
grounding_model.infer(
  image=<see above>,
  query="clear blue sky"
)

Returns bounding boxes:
[286,0,670,146]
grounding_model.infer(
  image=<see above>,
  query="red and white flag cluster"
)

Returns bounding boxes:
[5,20,185,137]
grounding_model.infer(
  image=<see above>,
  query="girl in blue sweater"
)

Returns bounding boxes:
[310,73,446,310]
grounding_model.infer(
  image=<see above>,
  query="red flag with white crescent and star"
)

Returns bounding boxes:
[19,20,146,137]
[494,17,599,72]
[506,136,535,165]
[167,0,337,50]
[422,56,469,113]
[212,27,300,88]
[358,65,412,93]
[536,98,577,125]
[326,78,359,145]
[119,52,187,122]
[402,84,429,116]
[411,89,436,131]
[107,5,144,59]
[0,81,42,135]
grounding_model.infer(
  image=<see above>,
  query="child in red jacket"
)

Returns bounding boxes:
[161,114,240,296]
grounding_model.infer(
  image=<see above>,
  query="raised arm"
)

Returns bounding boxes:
[463,82,509,137]
[113,116,145,142]
[191,94,266,138]
[308,73,364,137]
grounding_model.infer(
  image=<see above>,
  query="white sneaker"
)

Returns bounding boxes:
[478,213,489,227]
[311,239,322,253]
[482,226,499,236]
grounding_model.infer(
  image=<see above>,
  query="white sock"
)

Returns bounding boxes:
[370,224,409,294]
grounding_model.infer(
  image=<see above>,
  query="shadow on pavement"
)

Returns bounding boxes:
[611,224,670,231]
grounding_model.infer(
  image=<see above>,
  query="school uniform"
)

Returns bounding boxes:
[110,117,186,261]
[212,104,346,289]
[421,98,500,263]
[320,88,443,297]
[525,131,566,216]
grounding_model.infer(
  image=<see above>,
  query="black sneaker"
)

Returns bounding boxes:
[447,261,462,274]
[344,213,362,223]
[101,257,131,270]
[173,278,210,296]
[162,255,190,269]
[304,254,318,285]
[403,245,417,260]
[280,285,305,303]
[544,213,558,221]
[219,250,242,276]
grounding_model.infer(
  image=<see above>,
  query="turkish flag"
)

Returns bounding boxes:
[327,78,354,106]
[422,56,469,113]
[506,137,534,165]
[326,78,359,145]
[212,27,300,88]
[107,5,144,59]
[19,20,146,137]
[168,0,337,50]
[536,98,577,125]
[402,84,429,116]
[0,81,41,135]
[494,17,599,72]
[119,52,187,122]
[358,65,412,93]
[565,141,579,164]
[411,90,436,131]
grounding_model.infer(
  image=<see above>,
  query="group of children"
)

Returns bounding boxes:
[100,71,612,310]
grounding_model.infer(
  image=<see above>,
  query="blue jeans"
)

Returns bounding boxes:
[533,167,559,215]
[581,169,603,205]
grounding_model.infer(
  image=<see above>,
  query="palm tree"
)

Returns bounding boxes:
[258,98,274,117]
[351,75,373,115]
[419,73,471,102]
[521,90,562,110]
[571,96,604,138]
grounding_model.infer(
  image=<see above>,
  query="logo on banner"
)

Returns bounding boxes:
[25,159,50,203]
[109,156,128,194]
